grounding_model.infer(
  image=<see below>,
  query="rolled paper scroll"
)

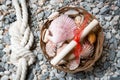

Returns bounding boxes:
[51,19,99,66]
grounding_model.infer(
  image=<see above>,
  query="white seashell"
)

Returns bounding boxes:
[75,15,84,27]
[80,42,94,58]
[42,29,49,43]
[67,59,80,70]
[48,12,59,20]
[65,9,79,15]
[46,41,56,57]
[48,15,77,43]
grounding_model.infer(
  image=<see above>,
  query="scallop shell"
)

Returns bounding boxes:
[80,42,94,59]
[46,41,56,57]
[48,15,77,43]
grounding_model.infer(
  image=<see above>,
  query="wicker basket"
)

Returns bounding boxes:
[40,7,104,73]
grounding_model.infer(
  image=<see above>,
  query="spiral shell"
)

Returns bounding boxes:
[48,15,77,43]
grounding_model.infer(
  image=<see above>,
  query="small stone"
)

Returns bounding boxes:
[117,0,120,7]
[50,0,63,5]
[4,71,10,75]
[0,44,4,50]
[1,5,8,11]
[2,55,9,63]
[0,72,4,76]
[30,0,37,3]
[105,16,112,21]
[100,5,109,14]
[1,75,9,80]
[38,0,46,6]
[113,15,120,21]
[59,78,65,80]
[37,12,44,20]
[109,51,115,61]
[115,34,120,39]
[106,32,111,39]
[55,71,66,78]
[117,51,120,57]
[103,62,110,69]
[37,53,43,61]
[0,21,3,27]
[6,0,11,6]
[92,8,99,14]
[0,15,4,20]
[97,2,104,8]
[117,59,120,68]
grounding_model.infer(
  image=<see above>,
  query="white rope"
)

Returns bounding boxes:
[9,0,35,80]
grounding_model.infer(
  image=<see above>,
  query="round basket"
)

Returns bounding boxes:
[40,7,104,73]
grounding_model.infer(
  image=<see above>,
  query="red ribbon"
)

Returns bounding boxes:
[73,13,91,63]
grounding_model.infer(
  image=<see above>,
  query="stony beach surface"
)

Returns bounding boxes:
[0,0,120,80]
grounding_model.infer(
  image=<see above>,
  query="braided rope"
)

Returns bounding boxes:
[9,0,35,80]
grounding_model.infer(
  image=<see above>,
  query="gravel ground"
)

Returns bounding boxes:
[0,0,120,80]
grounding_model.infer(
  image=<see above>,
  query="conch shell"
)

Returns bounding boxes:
[48,15,77,43]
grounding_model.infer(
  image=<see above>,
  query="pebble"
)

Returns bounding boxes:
[116,59,120,68]
[100,5,109,14]
[2,54,9,62]
[0,15,4,21]
[92,7,99,14]
[106,32,111,39]
[0,43,4,50]
[59,78,65,80]
[37,53,43,61]
[109,51,115,61]
[1,5,8,11]
[55,71,66,78]
[6,0,11,6]
[97,2,104,8]
[0,72,4,76]
[4,71,10,75]
[104,62,110,69]
[1,75,9,80]
[37,12,44,20]
[0,21,3,27]
[117,51,120,57]
[105,16,112,21]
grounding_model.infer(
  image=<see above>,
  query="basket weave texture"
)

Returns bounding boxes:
[40,7,104,73]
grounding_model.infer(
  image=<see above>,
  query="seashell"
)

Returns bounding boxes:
[64,52,75,61]
[67,59,80,70]
[75,15,84,27]
[88,32,96,44]
[48,15,77,43]
[42,29,49,43]
[48,12,59,20]
[57,44,67,54]
[58,60,67,65]
[65,9,79,16]
[80,42,94,59]
[46,41,56,57]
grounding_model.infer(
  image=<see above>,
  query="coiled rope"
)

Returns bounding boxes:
[9,0,35,80]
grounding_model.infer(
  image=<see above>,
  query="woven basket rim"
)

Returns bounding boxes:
[40,6,104,73]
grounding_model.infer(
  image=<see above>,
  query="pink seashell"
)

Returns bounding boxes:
[80,42,94,59]
[48,15,77,43]
[67,59,80,70]
[46,41,56,57]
